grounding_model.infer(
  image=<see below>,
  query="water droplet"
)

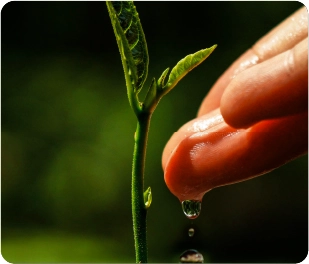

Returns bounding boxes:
[188,228,194,237]
[181,200,201,219]
[180,249,204,263]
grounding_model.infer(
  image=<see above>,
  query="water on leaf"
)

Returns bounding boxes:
[181,200,201,219]
[188,227,194,237]
[180,249,204,263]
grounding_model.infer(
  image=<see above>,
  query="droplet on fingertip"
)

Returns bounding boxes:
[181,200,201,219]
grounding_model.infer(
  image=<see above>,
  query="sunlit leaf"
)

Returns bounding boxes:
[164,45,217,94]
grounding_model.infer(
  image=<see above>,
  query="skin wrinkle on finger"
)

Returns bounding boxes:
[197,7,308,116]
[289,37,308,80]
[285,41,296,78]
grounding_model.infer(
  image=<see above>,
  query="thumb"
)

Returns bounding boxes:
[163,110,307,202]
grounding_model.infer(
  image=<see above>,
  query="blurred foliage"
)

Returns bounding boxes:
[1,1,307,263]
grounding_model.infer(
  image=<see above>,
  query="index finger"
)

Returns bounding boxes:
[197,6,308,116]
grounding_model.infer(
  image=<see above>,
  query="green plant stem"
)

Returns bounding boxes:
[132,111,152,263]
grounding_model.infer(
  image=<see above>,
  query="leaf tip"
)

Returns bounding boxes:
[209,44,217,52]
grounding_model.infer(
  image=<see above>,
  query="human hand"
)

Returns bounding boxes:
[162,7,308,202]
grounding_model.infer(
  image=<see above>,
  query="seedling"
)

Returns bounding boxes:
[106,1,216,262]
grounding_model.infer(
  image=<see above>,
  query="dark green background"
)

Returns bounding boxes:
[2,1,307,263]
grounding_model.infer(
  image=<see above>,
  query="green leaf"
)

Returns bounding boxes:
[143,187,152,209]
[164,45,217,94]
[157,67,170,89]
[106,1,149,94]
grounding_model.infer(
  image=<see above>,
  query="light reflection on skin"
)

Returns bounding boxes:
[232,54,259,79]
[189,142,207,160]
[192,114,223,132]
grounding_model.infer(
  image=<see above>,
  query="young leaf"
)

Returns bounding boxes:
[163,45,217,95]
[157,67,170,89]
[106,1,149,94]
[144,187,152,209]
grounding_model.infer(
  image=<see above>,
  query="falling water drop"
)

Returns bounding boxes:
[181,200,202,219]
[188,228,194,237]
[179,249,204,263]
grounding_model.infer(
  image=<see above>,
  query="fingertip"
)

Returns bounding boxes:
[163,135,210,201]
[163,117,239,201]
